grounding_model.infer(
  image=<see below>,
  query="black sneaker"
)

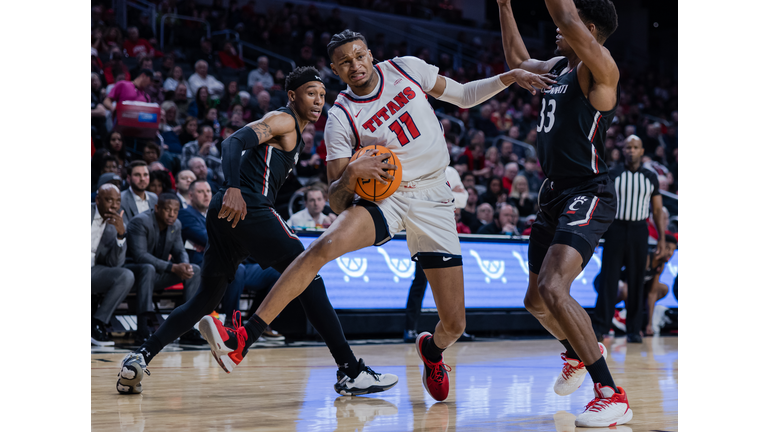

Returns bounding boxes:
[458,332,475,342]
[404,329,418,343]
[92,319,114,346]
[179,328,207,345]
[626,333,643,343]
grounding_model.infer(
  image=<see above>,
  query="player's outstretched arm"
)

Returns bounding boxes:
[497,0,564,73]
[327,150,396,215]
[218,112,296,228]
[543,0,619,86]
[427,70,556,108]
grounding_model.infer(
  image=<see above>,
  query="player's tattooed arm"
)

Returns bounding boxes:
[327,159,358,214]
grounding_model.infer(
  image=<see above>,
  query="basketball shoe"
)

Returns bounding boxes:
[575,383,633,427]
[116,351,150,394]
[198,312,248,373]
[554,342,607,396]
[415,332,452,401]
[334,358,399,396]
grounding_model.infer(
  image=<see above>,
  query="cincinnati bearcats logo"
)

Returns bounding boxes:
[569,196,589,212]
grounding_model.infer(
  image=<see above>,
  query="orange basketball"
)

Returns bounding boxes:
[351,145,403,201]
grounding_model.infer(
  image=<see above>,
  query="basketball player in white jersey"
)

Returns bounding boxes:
[204,29,554,401]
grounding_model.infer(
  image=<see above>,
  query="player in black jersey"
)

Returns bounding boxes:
[498,0,630,427]
[117,67,398,397]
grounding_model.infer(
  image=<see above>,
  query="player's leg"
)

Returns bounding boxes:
[404,263,428,341]
[252,205,378,325]
[117,194,248,394]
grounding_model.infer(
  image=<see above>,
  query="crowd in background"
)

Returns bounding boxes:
[90,0,678,344]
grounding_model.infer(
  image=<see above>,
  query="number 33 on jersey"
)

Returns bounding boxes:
[325,56,450,183]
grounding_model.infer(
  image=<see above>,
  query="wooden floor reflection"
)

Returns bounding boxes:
[92,336,677,431]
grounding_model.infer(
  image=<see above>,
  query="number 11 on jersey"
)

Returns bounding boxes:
[388,112,421,146]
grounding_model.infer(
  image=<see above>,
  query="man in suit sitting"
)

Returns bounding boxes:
[91,184,134,346]
[125,193,203,343]
[121,160,158,225]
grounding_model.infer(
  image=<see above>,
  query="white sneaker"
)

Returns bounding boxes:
[553,342,606,396]
[334,359,398,396]
[575,383,633,427]
[116,351,150,394]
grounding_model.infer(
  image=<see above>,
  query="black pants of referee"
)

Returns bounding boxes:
[593,220,648,337]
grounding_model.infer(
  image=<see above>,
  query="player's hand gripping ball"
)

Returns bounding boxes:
[351,145,402,201]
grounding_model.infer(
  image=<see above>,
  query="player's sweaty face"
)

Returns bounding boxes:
[332,41,374,88]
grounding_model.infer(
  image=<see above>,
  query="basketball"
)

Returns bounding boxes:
[351,145,402,201]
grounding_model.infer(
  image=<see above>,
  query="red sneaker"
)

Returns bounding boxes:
[198,311,248,373]
[415,332,452,401]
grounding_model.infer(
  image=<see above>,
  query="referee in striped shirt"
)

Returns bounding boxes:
[593,135,666,343]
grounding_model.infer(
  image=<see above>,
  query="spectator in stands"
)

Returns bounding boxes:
[287,185,335,229]
[130,55,155,80]
[91,72,108,142]
[91,150,118,191]
[219,80,239,112]
[461,187,483,233]
[192,37,220,73]
[476,104,500,138]
[123,26,155,58]
[499,140,516,166]
[177,179,213,265]
[175,169,196,209]
[148,169,174,196]
[515,103,538,137]
[181,125,221,169]
[171,83,191,117]
[121,160,158,225]
[316,56,334,82]
[254,90,273,119]
[160,101,182,133]
[297,45,315,68]
[455,208,471,234]
[188,86,211,119]
[236,92,254,123]
[501,162,520,194]
[125,193,203,343]
[104,48,130,85]
[103,69,152,113]
[91,184,134,346]
[522,157,543,193]
[458,133,489,180]
[188,60,224,98]
[485,146,504,178]
[178,116,199,145]
[476,203,494,226]
[296,131,322,180]
[477,204,520,235]
[91,172,123,203]
[99,27,123,55]
[508,175,536,217]
[142,142,161,165]
[163,66,193,99]
[218,42,245,71]
[202,107,221,137]
[248,57,275,89]
[105,131,128,178]
[188,156,222,192]
[480,177,506,207]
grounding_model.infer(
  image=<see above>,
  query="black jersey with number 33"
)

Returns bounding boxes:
[536,59,619,181]
[233,107,305,206]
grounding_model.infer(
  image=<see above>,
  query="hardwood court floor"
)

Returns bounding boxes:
[92,336,678,431]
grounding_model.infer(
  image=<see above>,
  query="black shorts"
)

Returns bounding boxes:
[528,174,616,274]
[201,190,305,281]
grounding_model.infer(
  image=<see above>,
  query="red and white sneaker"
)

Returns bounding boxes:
[575,383,633,427]
[553,342,607,396]
[415,332,452,401]
[198,311,248,373]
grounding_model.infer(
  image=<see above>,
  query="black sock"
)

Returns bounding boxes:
[423,336,445,363]
[585,357,617,392]
[559,339,580,361]
[243,313,268,348]
[135,345,156,365]
[339,358,362,379]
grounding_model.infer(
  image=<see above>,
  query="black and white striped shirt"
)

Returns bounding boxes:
[609,165,660,221]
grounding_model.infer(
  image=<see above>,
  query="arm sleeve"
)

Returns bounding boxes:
[391,56,439,92]
[436,75,507,109]
[221,126,261,188]
[324,109,355,162]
